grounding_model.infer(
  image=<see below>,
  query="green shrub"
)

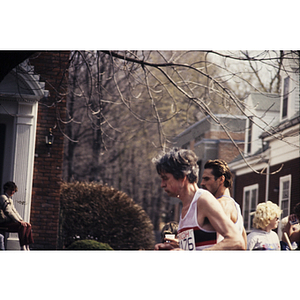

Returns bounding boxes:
[67,239,113,250]
[59,182,155,250]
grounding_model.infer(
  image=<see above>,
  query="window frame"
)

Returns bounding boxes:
[279,174,292,218]
[277,174,292,240]
[282,76,290,120]
[246,116,253,154]
[242,183,259,232]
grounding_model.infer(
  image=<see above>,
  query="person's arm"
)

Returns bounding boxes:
[154,237,179,250]
[164,237,179,248]
[198,193,245,250]
[217,196,247,247]
[242,228,247,249]
[154,242,174,250]
[1,195,23,223]
[218,197,234,220]
[246,233,256,250]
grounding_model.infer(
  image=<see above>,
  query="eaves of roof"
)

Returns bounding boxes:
[247,93,281,112]
[260,114,300,138]
[175,114,246,138]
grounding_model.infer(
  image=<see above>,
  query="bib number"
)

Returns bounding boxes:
[178,229,196,251]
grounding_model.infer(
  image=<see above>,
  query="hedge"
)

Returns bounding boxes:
[66,239,113,250]
[59,182,155,250]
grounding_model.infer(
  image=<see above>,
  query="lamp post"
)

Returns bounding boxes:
[45,128,54,156]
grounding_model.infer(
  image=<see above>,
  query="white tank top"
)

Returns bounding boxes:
[217,195,244,243]
[178,189,217,250]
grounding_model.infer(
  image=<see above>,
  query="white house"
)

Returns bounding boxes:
[229,51,300,240]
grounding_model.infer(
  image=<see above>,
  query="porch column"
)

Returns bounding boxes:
[12,102,38,222]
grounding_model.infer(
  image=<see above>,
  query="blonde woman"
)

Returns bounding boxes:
[247,201,282,250]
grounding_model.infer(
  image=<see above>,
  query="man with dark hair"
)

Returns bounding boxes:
[0,181,34,250]
[201,159,247,248]
[153,148,245,250]
[202,159,233,192]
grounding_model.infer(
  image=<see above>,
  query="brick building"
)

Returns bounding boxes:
[0,51,70,249]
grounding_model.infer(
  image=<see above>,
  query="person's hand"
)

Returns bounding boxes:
[20,221,31,227]
[164,237,179,248]
[154,242,175,250]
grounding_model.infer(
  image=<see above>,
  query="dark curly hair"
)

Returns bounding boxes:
[204,159,233,188]
[294,202,300,220]
[152,148,199,183]
[3,181,18,193]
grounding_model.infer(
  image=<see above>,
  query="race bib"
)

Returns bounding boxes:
[178,229,196,251]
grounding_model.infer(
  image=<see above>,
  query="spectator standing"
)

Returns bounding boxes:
[247,201,281,250]
[281,202,300,250]
[160,221,179,248]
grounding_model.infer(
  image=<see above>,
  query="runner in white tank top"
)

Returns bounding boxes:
[201,159,247,247]
[177,189,217,250]
[153,149,245,251]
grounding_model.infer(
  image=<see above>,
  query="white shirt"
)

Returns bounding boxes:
[247,228,280,250]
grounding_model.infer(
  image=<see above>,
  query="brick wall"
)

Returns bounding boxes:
[218,141,244,163]
[29,51,70,249]
[233,158,300,214]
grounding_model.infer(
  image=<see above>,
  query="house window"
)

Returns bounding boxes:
[243,184,258,231]
[282,76,289,119]
[279,175,291,218]
[247,117,253,154]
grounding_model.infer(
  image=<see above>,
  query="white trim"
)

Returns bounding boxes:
[279,174,292,218]
[277,174,292,241]
[0,64,42,249]
[243,184,259,232]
